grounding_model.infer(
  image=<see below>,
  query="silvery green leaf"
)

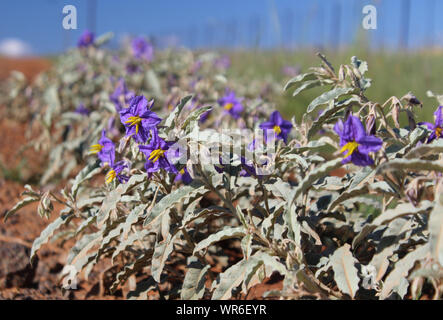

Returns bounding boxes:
[291,158,343,205]
[406,138,443,159]
[43,86,61,127]
[67,232,101,264]
[307,96,362,139]
[377,159,443,174]
[181,256,211,300]
[372,201,433,226]
[30,212,74,263]
[428,185,443,266]
[193,226,246,254]
[111,229,151,262]
[144,69,162,98]
[110,253,152,293]
[127,277,157,300]
[181,106,212,131]
[143,182,208,227]
[307,87,356,114]
[211,259,247,300]
[71,161,101,199]
[351,56,368,75]
[164,95,193,130]
[380,243,430,299]
[283,73,317,91]
[74,214,97,236]
[330,244,360,298]
[94,32,114,46]
[241,234,253,260]
[289,80,322,97]
[4,196,39,222]
[151,232,180,282]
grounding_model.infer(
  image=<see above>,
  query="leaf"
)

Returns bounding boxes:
[193,226,246,254]
[164,95,193,130]
[283,73,317,91]
[151,232,179,282]
[406,138,443,159]
[307,96,361,139]
[144,182,208,227]
[328,184,368,211]
[4,196,39,222]
[429,185,443,266]
[372,201,433,226]
[290,158,343,205]
[211,259,247,300]
[181,106,212,130]
[127,277,157,300]
[290,80,322,97]
[307,87,356,114]
[181,256,210,300]
[330,244,360,298]
[377,159,443,174]
[110,252,152,293]
[241,234,253,260]
[71,161,101,199]
[30,213,74,263]
[380,243,430,299]
[111,230,151,262]
[144,69,162,98]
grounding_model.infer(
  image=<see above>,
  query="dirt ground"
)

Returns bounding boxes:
[0,57,51,82]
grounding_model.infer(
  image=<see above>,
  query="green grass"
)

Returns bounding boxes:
[227,48,443,124]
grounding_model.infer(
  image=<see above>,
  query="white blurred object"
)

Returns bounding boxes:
[0,38,32,57]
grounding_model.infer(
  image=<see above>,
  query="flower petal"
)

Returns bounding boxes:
[357,135,383,154]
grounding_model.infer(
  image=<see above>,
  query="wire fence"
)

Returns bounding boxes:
[146,0,439,51]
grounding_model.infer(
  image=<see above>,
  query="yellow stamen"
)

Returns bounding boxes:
[90,144,103,154]
[273,125,281,135]
[224,103,234,111]
[179,168,185,175]
[436,127,442,138]
[148,149,166,163]
[124,116,142,135]
[339,141,359,159]
[105,169,116,184]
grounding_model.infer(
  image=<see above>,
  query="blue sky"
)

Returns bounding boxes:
[0,0,440,55]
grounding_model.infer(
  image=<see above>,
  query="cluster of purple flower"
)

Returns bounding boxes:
[89,130,129,184]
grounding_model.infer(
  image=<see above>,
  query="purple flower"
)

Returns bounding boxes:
[190,60,202,74]
[139,134,178,174]
[418,106,443,143]
[282,65,301,77]
[132,37,154,62]
[75,103,90,116]
[214,55,231,69]
[174,167,193,184]
[218,90,243,119]
[126,62,142,74]
[119,96,161,143]
[334,115,383,166]
[106,160,130,184]
[110,78,135,112]
[239,157,258,177]
[90,130,115,166]
[77,30,95,48]
[259,111,293,143]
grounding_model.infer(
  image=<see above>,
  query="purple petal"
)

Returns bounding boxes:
[357,135,383,154]
[418,122,435,130]
[350,151,374,166]
[434,106,443,127]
